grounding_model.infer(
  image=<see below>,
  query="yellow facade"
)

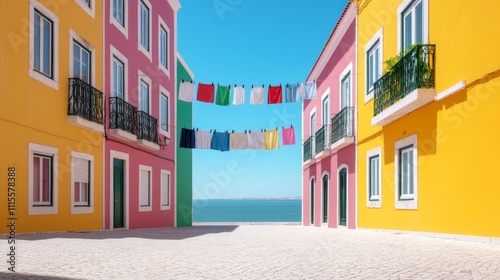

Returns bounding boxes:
[0,0,104,233]
[356,0,500,237]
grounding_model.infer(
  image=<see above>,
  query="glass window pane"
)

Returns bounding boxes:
[415,1,423,44]
[140,82,149,113]
[42,18,51,76]
[34,13,41,71]
[161,94,167,131]
[33,156,40,202]
[74,182,80,202]
[82,183,88,203]
[404,11,413,49]
[74,44,81,78]
[42,157,50,202]
[374,47,379,79]
[409,150,414,194]
[81,49,90,83]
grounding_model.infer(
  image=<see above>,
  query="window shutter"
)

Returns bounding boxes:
[161,173,169,206]
[140,169,150,206]
[73,158,89,183]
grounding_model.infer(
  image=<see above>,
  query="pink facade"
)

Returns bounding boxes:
[104,0,180,229]
[302,3,357,229]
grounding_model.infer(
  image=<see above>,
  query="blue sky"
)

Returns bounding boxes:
[177,1,347,199]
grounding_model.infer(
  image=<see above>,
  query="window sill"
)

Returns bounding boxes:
[29,69,59,90]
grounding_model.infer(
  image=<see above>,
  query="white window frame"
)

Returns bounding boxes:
[139,165,153,211]
[395,134,418,209]
[110,0,128,38]
[321,88,330,145]
[74,0,95,19]
[28,143,58,215]
[339,62,353,110]
[137,0,152,61]
[364,28,384,103]
[160,170,171,210]
[309,107,317,156]
[159,85,171,138]
[158,16,170,79]
[137,70,151,113]
[366,147,382,208]
[110,45,128,100]
[397,0,429,53]
[71,151,94,214]
[29,0,59,90]
[69,30,96,86]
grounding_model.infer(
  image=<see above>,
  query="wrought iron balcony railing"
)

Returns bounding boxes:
[137,111,158,144]
[109,97,138,135]
[373,44,436,116]
[331,107,354,144]
[68,78,104,124]
[303,136,313,162]
[315,125,327,154]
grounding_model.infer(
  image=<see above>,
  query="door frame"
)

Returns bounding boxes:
[321,171,329,225]
[109,150,130,230]
[337,164,349,227]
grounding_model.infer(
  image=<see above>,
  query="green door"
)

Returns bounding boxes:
[310,178,315,225]
[113,159,124,228]
[339,168,347,226]
[322,175,328,223]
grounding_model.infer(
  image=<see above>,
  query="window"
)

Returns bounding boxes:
[110,0,128,37]
[33,10,53,78]
[160,170,170,210]
[140,80,149,113]
[139,165,152,211]
[112,0,124,26]
[71,152,94,214]
[82,0,90,7]
[321,89,330,145]
[367,147,382,208]
[398,0,428,52]
[138,0,152,58]
[74,0,95,18]
[364,28,383,102]
[339,63,352,109]
[158,17,170,77]
[112,56,124,99]
[73,41,91,84]
[29,143,58,215]
[395,134,418,209]
[159,87,170,137]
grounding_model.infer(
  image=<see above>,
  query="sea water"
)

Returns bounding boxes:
[193,199,302,222]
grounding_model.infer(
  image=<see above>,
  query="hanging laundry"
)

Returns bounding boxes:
[285,84,300,103]
[299,83,305,97]
[178,81,194,102]
[250,86,264,105]
[215,84,231,106]
[264,130,280,150]
[180,128,196,149]
[230,132,248,150]
[195,130,211,149]
[196,83,215,103]
[282,126,296,145]
[246,131,264,149]
[268,85,282,104]
[210,131,230,152]
[304,81,317,99]
[233,86,245,105]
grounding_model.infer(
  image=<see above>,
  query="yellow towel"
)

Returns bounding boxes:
[264,130,280,150]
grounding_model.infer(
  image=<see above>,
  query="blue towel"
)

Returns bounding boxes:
[210,132,230,152]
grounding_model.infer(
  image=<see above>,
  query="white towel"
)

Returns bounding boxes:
[230,132,248,149]
[304,81,317,99]
[179,82,194,102]
[195,130,211,149]
[233,86,245,105]
[246,131,264,149]
[250,86,264,105]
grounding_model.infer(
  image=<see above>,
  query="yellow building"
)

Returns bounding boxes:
[355,0,500,238]
[0,0,104,233]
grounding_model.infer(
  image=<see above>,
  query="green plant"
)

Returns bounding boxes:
[383,44,418,73]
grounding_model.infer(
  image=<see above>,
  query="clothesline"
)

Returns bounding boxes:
[179,126,296,152]
[178,81,318,105]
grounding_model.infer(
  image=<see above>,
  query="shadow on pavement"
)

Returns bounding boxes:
[0,272,78,279]
[14,226,238,241]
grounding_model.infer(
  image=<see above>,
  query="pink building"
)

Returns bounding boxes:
[302,3,357,229]
[104,0,180,230]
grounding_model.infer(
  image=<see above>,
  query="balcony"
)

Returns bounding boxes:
[303,136,315,165]
[330,107,354,151]
[67,78,104,132]
[109,97,138,142]
[137,111,159,150]
[372,44,436,126]
[315,125,329,160]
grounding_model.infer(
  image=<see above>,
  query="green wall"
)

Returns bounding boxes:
[176,57,193,227]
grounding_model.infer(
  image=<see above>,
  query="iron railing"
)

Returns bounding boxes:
[315,125,327,154]
[68,78,104,124]
[331,107,354,144]
[303,136,313,162]
[109,97,138,136]
[137,111,158,144]
[373,44,436,116]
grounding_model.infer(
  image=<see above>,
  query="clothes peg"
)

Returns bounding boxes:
[182,79,184,83]
[242,84,244,88]
[252,85,254,89]
[235,84,237,87]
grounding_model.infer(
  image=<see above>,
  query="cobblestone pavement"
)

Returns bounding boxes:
[3,225,500,279]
